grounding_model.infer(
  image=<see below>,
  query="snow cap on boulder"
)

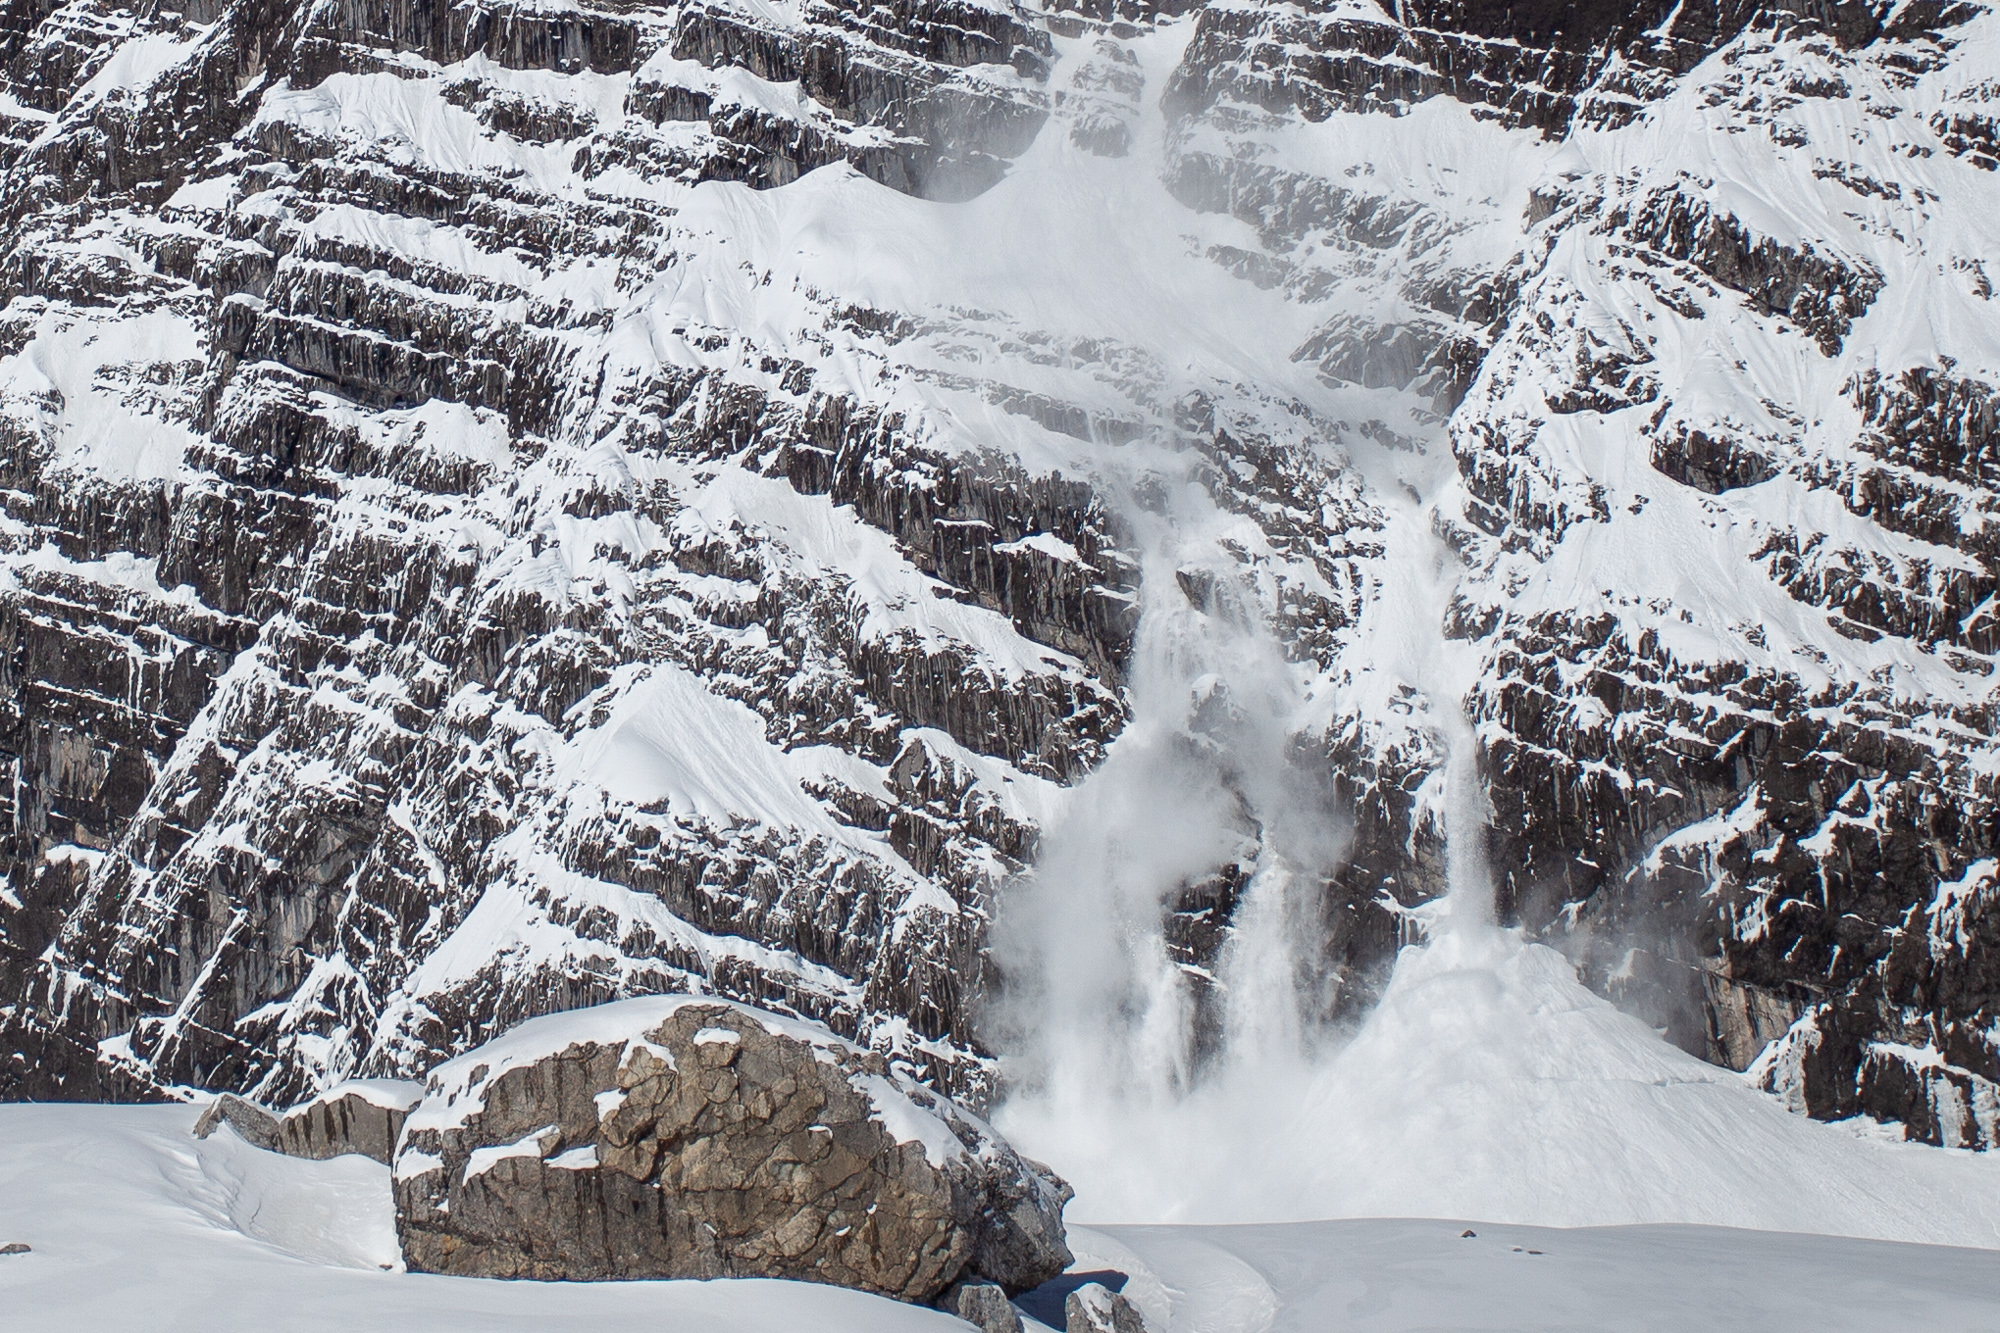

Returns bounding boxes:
[392,995,1072,1299]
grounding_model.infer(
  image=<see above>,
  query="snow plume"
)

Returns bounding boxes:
[993,463,2000,1245]
[988,459,1359,1223]
[925,15,1998,1248]
[997,670,2000,1247]
[1435,698,1496,932]
[986,434,1511,1224]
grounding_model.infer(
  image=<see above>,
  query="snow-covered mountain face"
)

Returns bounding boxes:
[0,0,1995,1159]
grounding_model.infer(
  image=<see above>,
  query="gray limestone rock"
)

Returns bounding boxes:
[943,1279,1025,1333]
[1066,1281,1148,1333]
[391,997,1071,1299]
[192,1080,423,1165]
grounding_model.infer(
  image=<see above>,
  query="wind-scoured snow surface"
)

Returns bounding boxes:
[0,1102,1994,1332]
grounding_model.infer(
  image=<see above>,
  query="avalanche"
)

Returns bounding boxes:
[4,0,2000,1323]
[999,923,2000,1242]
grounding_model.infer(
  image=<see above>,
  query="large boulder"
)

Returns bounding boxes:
[193,1079,423,1164]
[391,997,1072,1299]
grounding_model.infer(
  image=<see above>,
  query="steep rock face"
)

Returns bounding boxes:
[1432,5,2000,1147]
[390,996,1072,1295]
[0,0,1131,1107]
[1138,0,2000,1145]
[0,0,1994,1159]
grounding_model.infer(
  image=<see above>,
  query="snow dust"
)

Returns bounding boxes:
[990,480,2000,1243]
[985,399,2000,1244]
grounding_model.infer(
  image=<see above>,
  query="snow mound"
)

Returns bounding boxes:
[999,928,2000,1246]
[187,1119,401,1270]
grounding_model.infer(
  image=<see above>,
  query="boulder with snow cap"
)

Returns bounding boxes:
[391,996,1072,1298]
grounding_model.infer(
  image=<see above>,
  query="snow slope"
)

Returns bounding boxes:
[999,925,2000,1244]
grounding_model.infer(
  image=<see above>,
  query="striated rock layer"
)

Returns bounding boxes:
[0,0,1993,1157]
[193,1076,421,1163]
[390,996,1072,1295]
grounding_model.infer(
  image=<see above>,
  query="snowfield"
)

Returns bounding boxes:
[0,1096,1995,1333]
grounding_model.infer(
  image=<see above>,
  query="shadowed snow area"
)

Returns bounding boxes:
[0,1103,1993,1332]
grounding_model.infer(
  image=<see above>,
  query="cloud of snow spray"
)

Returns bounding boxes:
[987,443,1501,1223]
[986,475,2000,1240]
[968,28,2000,1244]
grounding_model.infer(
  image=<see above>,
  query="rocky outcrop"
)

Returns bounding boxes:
[192,1078,422,1163]
[1431,6,2000,1147]
[391,997,1072,1297]
[0,0,1128,1110]
[1158,0,1893,141]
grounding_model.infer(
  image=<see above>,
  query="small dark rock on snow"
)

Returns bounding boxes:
[1067,1281,1149,1333]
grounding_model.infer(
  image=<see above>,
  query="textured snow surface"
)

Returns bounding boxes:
[1064,1219,2000,1333]
[0,1104,1992,1333]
